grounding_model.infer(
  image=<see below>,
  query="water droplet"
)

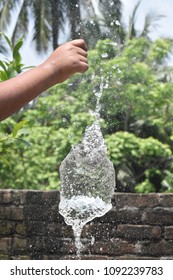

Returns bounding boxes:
[115,20,120,26]
[101,53,108,59]
[91,236,95,245]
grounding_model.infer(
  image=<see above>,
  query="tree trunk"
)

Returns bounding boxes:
[51,0,59,49]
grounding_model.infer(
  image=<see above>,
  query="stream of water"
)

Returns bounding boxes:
[59,81,115,257]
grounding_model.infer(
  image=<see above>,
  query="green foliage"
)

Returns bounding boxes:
[135,179,156,193]
[1,34,173,192]
[0,33,30,80]
[105,132,172,192]
[147,38,172,65]
[123,37,150,61]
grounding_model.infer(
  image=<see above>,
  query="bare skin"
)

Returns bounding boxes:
[0,39,89,121]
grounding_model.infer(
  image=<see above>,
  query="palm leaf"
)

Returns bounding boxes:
[127,0,141,40]
[140,13,165,38]
[32,0,51,52]
[11,0,30,45]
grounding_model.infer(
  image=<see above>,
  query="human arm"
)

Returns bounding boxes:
[0,39,88,121]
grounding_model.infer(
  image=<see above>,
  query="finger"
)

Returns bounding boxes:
[76,47,88,57]
[71,39,88,51]
[78,61,89,73]
[79,55,88,64]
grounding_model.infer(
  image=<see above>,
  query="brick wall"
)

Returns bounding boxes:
[0,190,173,260]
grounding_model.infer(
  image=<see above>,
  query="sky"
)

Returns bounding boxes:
[2,0,173,66]
[121,0,173,40]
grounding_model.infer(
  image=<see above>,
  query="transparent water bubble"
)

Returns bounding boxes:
[59,80,115,257]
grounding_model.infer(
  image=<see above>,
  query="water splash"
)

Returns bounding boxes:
[59,80,115,257]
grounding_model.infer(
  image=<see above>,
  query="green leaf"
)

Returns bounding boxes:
[13,38,23,69]
[15,138,32,147]
[0,155,11,168]
[0,70,8,81]
[0,60,7,72]
[13,38,23,59]
[0,32,12,49]
[11,120,28,138]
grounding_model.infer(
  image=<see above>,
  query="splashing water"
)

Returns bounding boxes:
[59,81,115,257]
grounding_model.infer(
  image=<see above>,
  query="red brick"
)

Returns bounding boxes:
[15,223,27,236]
[143,208,173,225]
[159,194,173,207]
[119,240,136,255]
[82,223,115,240]
[117,224,161,240]
[92,239,135,255]
[91,240,118,255]
[95,207,142,224]
[2,191,13,204]
[47,223,73,238]
[12,237,27,252]
[0,222,14,235]
[113,193,159,208]
[0,238,12,253]
[4,206,23,221]
[139,240,173,256]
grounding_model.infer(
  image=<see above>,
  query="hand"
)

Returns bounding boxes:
[0,39,88,121]
[42,39,89,84]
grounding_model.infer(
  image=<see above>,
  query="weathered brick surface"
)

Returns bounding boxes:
[164,226,173,240]
[0,190,173,259]
[138,240,173,257]
[158,194,173,207]
[1,206,24,221]
[112,193,160,208]
[0,238,12,253]
[116,224,161,240]
[143,208,173,225]
[15,223,27,236]
[12,237,28,253]
[0,221,14,236]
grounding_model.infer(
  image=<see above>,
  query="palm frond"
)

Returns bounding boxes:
[0,0,18,30]
[0,3,10,30]
[127,0,141,40]
[140,13,165,38]
[11,0,30,45]
[32,0,51,52]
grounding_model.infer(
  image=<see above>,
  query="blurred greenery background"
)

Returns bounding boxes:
[1,0,173,193]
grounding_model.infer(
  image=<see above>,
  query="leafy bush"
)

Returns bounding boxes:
[106,131,172,192]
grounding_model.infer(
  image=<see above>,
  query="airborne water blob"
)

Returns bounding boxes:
[59,81,115,257]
